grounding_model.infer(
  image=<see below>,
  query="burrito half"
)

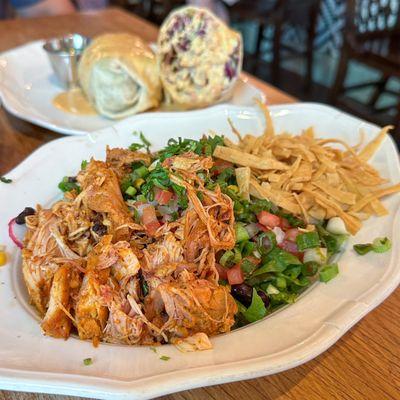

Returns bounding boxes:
[157,6,243,108]
[78,33,162,119]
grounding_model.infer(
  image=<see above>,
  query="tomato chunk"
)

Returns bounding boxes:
[154,188,173,205]
[285,228,300,242]
[215,263,228,280]
[212,160,234,176]
[280,217,291,230]
[142,205,160,236]
[227,263,244,285]
[257,211,281,228]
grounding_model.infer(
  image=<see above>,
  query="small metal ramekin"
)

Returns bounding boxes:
[43,33,90,89]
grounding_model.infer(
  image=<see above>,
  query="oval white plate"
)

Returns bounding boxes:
[0,40,264,136]
[0,103,399,399]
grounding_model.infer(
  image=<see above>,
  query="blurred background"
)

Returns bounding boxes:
[1,0,400,139]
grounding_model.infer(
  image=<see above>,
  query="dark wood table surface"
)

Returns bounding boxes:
[0,7,399,400]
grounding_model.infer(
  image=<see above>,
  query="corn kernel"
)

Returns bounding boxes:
[0,251,7,267]
[227,185,239,193]
[134,178,145,189]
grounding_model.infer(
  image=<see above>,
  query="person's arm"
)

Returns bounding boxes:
[11,0,76,18]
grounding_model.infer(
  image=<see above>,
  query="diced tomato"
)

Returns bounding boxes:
[212,159,234,176]
[154,188,173,205]
[257,211,281,228]
[142,205,160,236]
[215,263,228,280]
[285,228,300,242]
[280,217,291,230]
[227,263,244,285]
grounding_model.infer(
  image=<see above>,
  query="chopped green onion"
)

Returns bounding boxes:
[354,237,392,255]
[135,165,149,178]
[81,160,88,170]
[319,263,339,283]
[159,355,170,361]
[353,243,372,255]
[242,241,256,257]
[0,176,12,184]
[219,250,233,267]
[235,223,250,243]
[125,186,137,197]
[296,231,320,251]
[83,358,93,366]
[372,237,391,253]
[232,247,242,264]
[150,347,157,353]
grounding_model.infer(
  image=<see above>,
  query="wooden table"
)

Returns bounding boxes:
[0,8,398,400]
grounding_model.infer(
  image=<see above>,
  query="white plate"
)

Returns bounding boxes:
[0,40,264,136]
[0,103,399,399]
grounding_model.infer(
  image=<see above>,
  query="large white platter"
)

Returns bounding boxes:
[0,103,399,399]
[0,40,264,136]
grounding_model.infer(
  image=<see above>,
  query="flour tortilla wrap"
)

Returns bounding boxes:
[78,33,162,119]
[157,6,243,108]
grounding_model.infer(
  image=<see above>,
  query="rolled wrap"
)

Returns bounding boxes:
[157,6,243,108]
[78,33,162,119]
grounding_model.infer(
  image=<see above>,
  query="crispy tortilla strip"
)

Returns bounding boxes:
[250,179,300,214]
[303,188,362,234]
[350,183,400,212]
[255,98,275,139]
[302,127,314,139]
[223,137,240,149]
[293,192,308,223]
[228,118,242,141]
[235,167,251,201]
[312,181,356,205]
[228,102,398,235]
[358,126,392,162]
[213,146,289,170]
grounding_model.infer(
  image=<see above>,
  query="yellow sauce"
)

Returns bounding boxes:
[53,88,97,115]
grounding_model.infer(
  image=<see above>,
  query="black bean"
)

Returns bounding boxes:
[257,290,270,308]
[92,222,107,236]
[67,176,77,183]
[231,283,253,307]
[15,207,35,225]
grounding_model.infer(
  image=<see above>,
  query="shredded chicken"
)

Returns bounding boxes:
[78,160,134,242]
[21,148,237,348]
